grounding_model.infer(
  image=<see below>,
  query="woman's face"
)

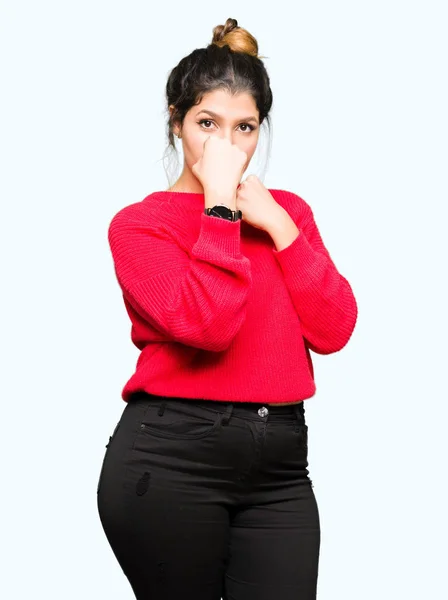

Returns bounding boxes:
[172,89,260,179]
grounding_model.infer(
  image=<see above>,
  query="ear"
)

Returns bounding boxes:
[169,104,181,138]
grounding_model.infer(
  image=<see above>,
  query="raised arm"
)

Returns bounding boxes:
[108,207,252,352]
[272,194,358,354]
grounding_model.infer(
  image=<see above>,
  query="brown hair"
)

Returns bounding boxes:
[211,18,264,58]
[163,18,273,185]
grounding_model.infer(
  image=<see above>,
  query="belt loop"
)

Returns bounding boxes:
[157,401,167,416]
[221,403,233,426]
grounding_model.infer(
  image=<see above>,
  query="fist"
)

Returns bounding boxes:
[192,136,247,201]
[236,175,284,231]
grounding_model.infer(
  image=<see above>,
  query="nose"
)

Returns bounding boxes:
[217,129,235,144]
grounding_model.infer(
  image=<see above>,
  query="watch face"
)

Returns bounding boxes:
[210,205,233,220]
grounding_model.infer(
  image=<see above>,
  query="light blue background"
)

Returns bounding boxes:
[1,1,446,598]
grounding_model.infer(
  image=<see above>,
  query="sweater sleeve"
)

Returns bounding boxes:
[108,209,252,352]
[272,199,358,354]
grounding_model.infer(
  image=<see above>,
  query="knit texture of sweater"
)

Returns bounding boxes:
[107,189,358,404]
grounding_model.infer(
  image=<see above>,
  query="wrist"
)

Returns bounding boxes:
[204,189,237,210]
[266,208,300,251]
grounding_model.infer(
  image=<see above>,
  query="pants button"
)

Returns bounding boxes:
[258,406,269,417]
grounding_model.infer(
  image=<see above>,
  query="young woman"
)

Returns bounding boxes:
[97,17,358,600]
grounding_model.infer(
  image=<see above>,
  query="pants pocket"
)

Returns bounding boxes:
[294,423,308,454]
[96,421,121,494]
[139,401,223,441]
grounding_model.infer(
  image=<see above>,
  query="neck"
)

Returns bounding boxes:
[167,170,204,194]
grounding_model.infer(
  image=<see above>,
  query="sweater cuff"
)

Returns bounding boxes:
[272,228,327,288]
[193,212,243,259]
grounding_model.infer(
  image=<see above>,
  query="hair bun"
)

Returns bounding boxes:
[211,17,260,59]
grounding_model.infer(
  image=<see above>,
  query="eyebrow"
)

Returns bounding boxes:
[195,109,259,124]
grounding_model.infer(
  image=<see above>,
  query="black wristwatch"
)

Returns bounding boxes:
[204,204,242,222]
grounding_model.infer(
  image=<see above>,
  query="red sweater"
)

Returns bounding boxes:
[107,189,358,404]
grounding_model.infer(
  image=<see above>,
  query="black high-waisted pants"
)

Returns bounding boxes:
[97,392,321,599]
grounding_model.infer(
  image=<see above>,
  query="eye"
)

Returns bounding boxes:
[197,119,214,129]
[239,123,256,132]
[197,119,256,133]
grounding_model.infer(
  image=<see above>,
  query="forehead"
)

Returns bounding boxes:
[193,89,258,119]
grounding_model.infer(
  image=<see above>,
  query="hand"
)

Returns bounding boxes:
[192,136,247,205]
[236,175,285,231]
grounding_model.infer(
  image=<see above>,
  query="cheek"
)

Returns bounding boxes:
[182,137,204,168]
[242,139,258,163]
[183,128,212,159]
